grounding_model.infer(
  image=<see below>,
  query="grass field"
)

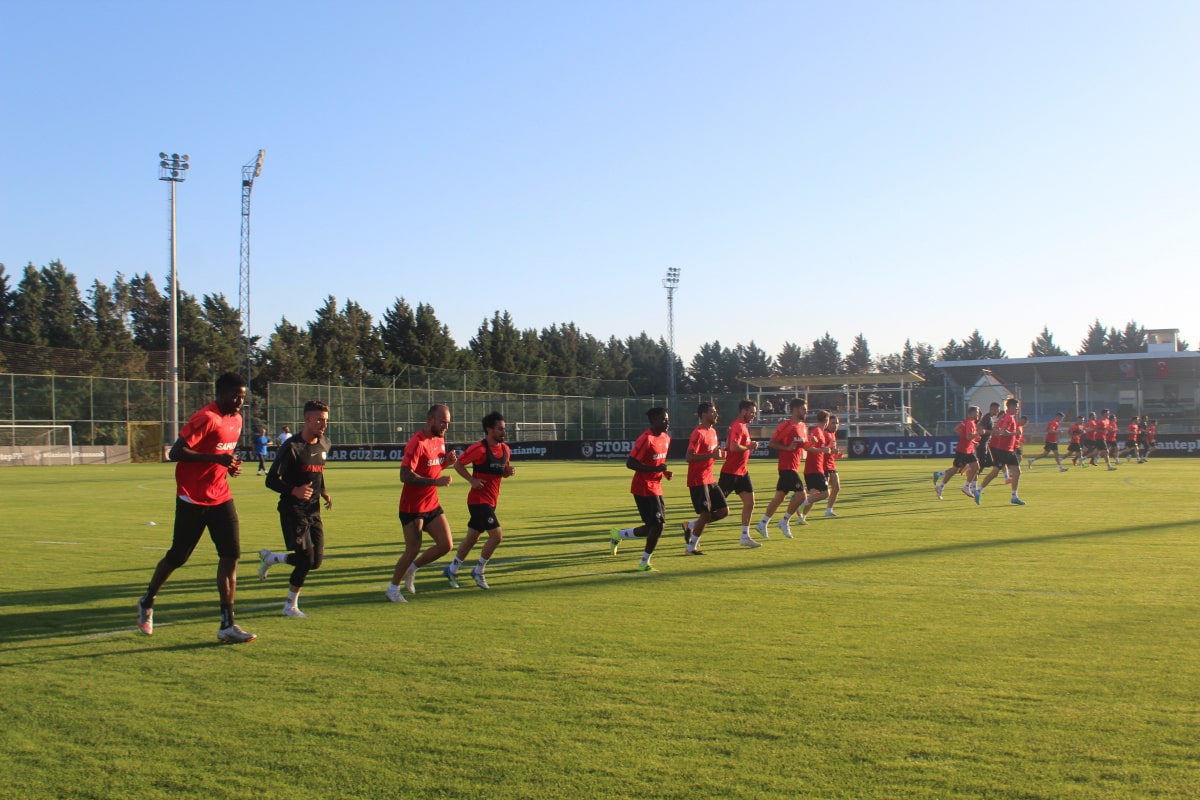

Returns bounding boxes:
[3,455,1199,799]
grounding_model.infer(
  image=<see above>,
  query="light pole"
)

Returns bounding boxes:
[663,267,680,404]
[159,152,189,442]
[238,149,264,446]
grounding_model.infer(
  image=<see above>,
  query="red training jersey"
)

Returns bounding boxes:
[990,412,1019,451]
[721,419,752,476]
[771,419,807,473]
[822,431,840,472]
[1069,423,1084,444]
[956,419,979,454]
[686,425,720,487]
[804,427,828,475]
[174,401,242,506]
[399,430,448,514]
[458,439,510,507]
[629,430,671,497]
[1044,418,1060,444]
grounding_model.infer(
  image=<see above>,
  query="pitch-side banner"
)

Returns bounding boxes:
[238,435,1200,463]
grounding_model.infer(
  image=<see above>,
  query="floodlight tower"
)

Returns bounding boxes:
[663,267,681,402]
[158,152,189,442]
[237,149,265,437]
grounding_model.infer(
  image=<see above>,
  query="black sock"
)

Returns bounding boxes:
[220,605,234,629]
[140,595,155,610]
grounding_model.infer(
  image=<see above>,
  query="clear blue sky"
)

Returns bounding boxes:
[3,1,1197,365]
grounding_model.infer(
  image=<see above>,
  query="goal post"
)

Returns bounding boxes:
[0,425,75,465]
[513,422,558,441]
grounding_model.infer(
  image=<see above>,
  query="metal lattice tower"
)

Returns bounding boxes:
[663,267,681,401]
[238,150,264,428]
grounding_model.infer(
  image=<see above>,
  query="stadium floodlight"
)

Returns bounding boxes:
[663,267,681,402]
[238,150,265,448]
[159,152,190,442]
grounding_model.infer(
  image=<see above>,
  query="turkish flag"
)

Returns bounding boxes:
[1156,360,1170,378]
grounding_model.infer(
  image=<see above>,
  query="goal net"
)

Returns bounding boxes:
[0,425,76,465]
[513,422,558,441]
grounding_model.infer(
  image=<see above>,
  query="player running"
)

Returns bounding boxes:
[935,405,982,499]
[1027,412,1068,472]
[609,408,673,572]
[755,398,809,539]
[680,402,729,555]
[444,411,515,590]
[718,399,763,547]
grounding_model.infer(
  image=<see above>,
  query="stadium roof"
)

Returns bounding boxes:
[738,372,925,390]
[933,351,1200,387]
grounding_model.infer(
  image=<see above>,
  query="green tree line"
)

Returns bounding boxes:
[0,261,1185,396]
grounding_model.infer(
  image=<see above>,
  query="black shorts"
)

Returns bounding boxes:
[279,502,323,552]
[989,447,1019,468]
[1125,440,1138,450]
[689,483,729,516]
[399,507,445,528]
[1042,442,1059,453]
[1067,443,1081,454]
[634,494,665,528]
[804,472,829,493]
[167,498,240,566]
[775,470,804,494]
[952,452,978,468]
[718,472,754,497]
[466,503,501,532]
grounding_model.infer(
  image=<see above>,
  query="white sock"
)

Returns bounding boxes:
[476,557,489,569]
[741,526,750,537]
[686,519,695,531]
[782,513,792,523]
[620,528,635,539]
[640,552,651,565]
[286,590,299,606]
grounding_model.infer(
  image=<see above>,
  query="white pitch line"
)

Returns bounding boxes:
[85,623,172,640]
[36,541,81,545]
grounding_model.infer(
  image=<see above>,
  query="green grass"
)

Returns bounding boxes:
[3,457,1199,799]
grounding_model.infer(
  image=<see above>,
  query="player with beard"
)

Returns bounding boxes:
[387,404,458,602]
[259,400,332,618]
[444,411,515,590]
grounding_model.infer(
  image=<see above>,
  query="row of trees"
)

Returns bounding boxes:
[0,261,1187,396]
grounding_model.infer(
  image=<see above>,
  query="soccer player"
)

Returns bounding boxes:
[609,407,672,572]
[1080,411,1102,466]
[444,411,515,590]
[975,397,1025,505]
[277,425,291,447]
[1145,418,1158,460]
[1027,411,1068,472]
[798,410,837,521]
[1105,413,1120,466]
[935,405,981,499]
[718,399,763,547]
[1066,416,1085,466]
[258,400,332,618]
[254,427,270,475]
[136,372,256,644]
[387,404,458,603]
[681,402,729,555]
[1118,417,1141,463]
[821,414,844,516]
[976,402,1001,474]
[755,398,809,539]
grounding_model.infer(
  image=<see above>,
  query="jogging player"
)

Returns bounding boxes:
[1027,412,1067,472]
[719,399,763,547]
[681,402,728,555]
[798,410,836,521]
[387,404,458,602]
[755,397,809,539]
[136,372,255,643]
[610,407,673,572]
[258,400,332,618]
[975,397,1025,506]
[445,411,515,590]
[935,405,981,499]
